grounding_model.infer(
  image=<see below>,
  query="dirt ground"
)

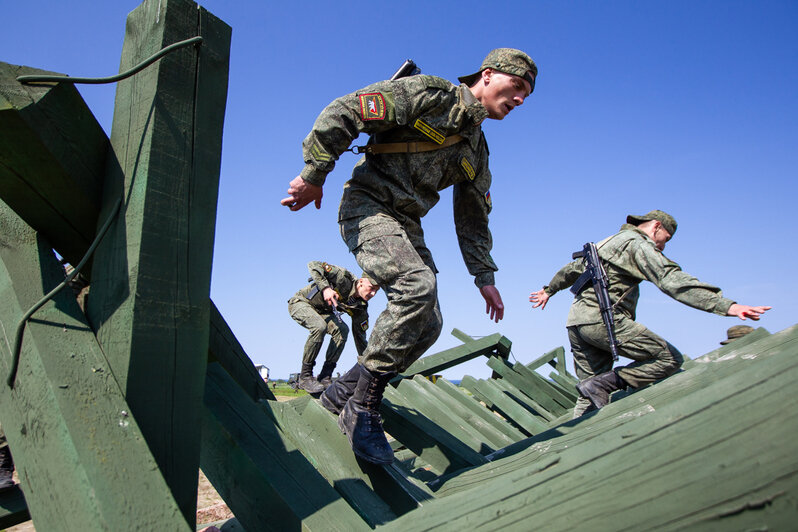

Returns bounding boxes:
[5,394,299,531]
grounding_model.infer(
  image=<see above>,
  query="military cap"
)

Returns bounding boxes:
[720,325,755,345]
[458,48,537,93]
[360,272,379,288]
[626,210,678,236]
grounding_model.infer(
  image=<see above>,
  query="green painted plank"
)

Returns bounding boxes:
[396,378,498,454]
[384,324,798,530]
[434,378,525,443]
[396,333,512,381]
[381,388,488,475]
[0,200,187,530]
[0,486,30,529]
[0,62,107,272]
[525,346,563,371]
[549,371,579,392]
[85,1,231,523]
[487,357,568,417]
[468,379,548,435]
[209,300,275,402]
[683,326,771,369]
[201,363,369,531]
[512,361,577,407]
[410,376,517,450]
[491,377,559,422]
[274,396,431,524]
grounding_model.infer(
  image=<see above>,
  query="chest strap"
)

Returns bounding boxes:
[351,134,464,154]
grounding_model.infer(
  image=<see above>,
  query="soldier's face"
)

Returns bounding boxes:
[652,223,672,251]
[480,70,532,120]
[356,279,379,301]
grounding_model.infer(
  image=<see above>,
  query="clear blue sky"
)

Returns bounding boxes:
[4,1,797,380]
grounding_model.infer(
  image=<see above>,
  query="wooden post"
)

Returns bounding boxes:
[85,0,230,523]
[0,200,188,530]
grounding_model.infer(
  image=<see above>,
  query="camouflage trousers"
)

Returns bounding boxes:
[288,297,349,367]
[340,214,442,374]
[568,317,683,416]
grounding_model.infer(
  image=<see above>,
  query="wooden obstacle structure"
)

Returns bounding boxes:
[1,1,797,530]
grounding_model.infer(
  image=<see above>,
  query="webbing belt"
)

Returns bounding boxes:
[351,134,464,154]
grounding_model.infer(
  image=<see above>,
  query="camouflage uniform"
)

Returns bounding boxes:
[300,75,497,373]
[544,222,735,413]
[288,261,370,368]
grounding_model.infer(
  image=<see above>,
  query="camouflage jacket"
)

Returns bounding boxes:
[299,75,497,287]
[291,261,370,355]
[544,224,736,326]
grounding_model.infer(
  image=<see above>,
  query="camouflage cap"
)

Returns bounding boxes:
[626,210,678,236]
[458,48,537,93]
[720,325,755,345]
[360,272,379,288]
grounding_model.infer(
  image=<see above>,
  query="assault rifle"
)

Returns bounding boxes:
[570,242,620,361]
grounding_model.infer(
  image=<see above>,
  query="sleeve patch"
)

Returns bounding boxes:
[459,157,476,181]
[484,190,492,208]
[359,93,386,121]
[324,263,332,272]
[310,141,332,163]
[360,320,369,331]
[413,119,446,144]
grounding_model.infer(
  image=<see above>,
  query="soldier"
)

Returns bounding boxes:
[530,210,771,417]
[720,324,755,345]
[288,261,379,393]
[282,48,537,463]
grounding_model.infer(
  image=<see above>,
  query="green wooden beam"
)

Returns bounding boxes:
[272,396,430,524]
[461,378,548,435]
[85,1,230,523]
[209,300,275,403]
[0,200,188,530]
[413,376,519,448]
[201,363,369,531]
[395,333,512,381]
[487,357,568,417]
[434,378,525,443]
[0,62,107,273]
[381,388,488,475]
[512,361,577,406]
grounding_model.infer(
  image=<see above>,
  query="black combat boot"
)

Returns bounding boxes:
[338,365,395,465]
[317,361,337,389]
[320,363,360,415]
[0,446,15,491]
[298,362,325,394]
[576,370,627,410]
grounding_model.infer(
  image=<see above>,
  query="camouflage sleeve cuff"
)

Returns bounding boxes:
[474,271,495,288]
[543,285,557,296]
[715,298,736,316]
[299,165,329,187]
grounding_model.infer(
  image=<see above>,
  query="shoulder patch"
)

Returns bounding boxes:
[459,156,476,181]
[484,190,492,208]
[413,119,446,144]
[324,263,332,272]
[359,93,386,121]
[360,320,369,331]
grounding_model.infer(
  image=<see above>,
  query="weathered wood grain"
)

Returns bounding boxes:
[201,363,369,531]
[0,62,107,272]
[85,0,230,523]
[0,199,188,530]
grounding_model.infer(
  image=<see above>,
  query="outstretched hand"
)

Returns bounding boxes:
[479,285,505,323]
[281,175,323,211]
[529,289,549,310]
[727,304,771,321]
